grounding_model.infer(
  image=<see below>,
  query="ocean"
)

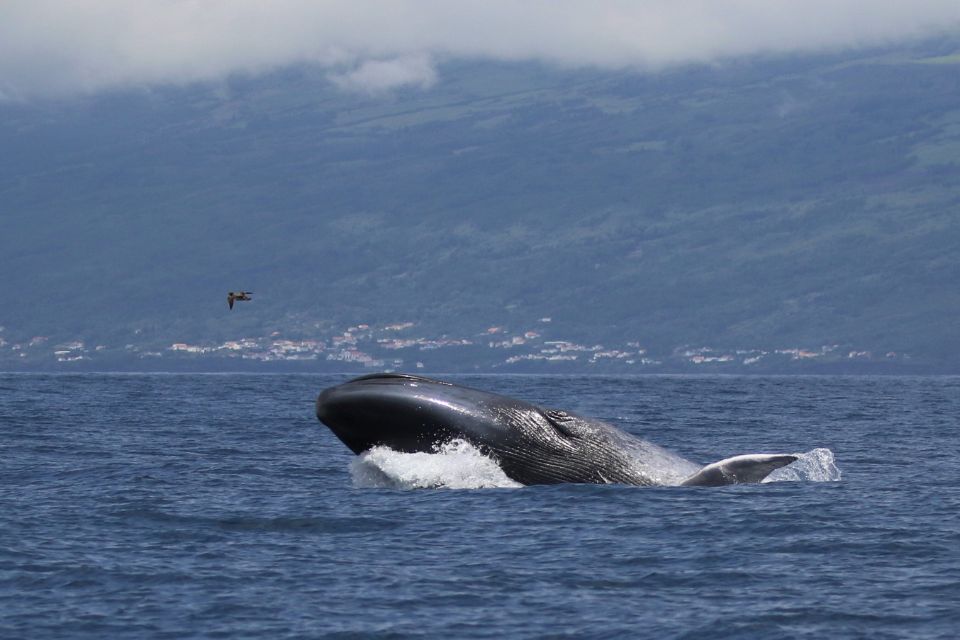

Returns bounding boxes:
[2,373,958,638]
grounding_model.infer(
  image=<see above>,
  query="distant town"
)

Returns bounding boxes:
[0,320,915,373]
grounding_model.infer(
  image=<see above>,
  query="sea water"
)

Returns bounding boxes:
[1,373,958,638]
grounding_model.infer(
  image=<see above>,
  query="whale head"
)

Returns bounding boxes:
[316,373,525,456]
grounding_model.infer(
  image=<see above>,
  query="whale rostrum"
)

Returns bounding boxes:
[316,373,798,487]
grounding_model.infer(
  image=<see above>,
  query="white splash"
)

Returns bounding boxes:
[350,439,522,490]
[349,441,841,489]
[763,448,841,483]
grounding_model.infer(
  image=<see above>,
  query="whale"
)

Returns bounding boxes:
[315,373,798,487]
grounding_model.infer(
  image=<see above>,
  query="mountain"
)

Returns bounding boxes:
[1,38,959,371]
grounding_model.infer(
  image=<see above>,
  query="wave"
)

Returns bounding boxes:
[350,440,841,490]
[764,447,842,483]
[111,508,399,533]
[350,439,522,489]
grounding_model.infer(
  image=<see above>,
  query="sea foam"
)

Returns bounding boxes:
[764,447,841,483]
[350,439,522,489]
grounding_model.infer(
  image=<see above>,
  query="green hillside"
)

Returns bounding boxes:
[1,39,959,369]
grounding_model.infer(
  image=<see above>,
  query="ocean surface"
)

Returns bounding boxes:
[1,373,958,639]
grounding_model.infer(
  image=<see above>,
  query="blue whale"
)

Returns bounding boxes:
[316,373,798,487]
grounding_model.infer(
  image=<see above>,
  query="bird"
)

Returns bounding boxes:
[227,291,253,310]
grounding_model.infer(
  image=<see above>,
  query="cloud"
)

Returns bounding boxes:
[2,0,960,98]
[330,55,437,93]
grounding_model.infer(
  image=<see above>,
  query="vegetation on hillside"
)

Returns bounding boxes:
[1,38,958,369]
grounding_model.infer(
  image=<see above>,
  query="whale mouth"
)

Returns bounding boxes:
[316,373,466,455]
[316,374,453,430]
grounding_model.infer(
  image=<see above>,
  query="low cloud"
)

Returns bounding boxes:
[2,0,960,98]
[330,55,437,93]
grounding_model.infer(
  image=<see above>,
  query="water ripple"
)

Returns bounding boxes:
[1,373,958,639]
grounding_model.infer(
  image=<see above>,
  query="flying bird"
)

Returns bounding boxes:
[227,291,253,310]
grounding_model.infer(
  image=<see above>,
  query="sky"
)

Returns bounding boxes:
[2,0,960,98]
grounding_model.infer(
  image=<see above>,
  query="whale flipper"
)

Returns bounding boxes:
[680,454,798,487]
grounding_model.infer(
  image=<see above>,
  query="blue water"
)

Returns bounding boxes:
[2,374,958,638]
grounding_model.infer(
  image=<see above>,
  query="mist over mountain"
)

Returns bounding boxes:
[5,1,960,98]
[1,37,959,371]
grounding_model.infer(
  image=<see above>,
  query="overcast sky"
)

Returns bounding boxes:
[2,0,960,98]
